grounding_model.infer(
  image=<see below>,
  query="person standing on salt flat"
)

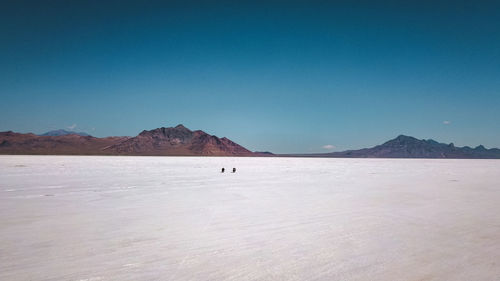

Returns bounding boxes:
[221,167,225,173]
[232,168,236,173]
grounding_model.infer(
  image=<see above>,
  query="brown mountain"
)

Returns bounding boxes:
[103,124,255,156]
[0,131,127,155]
[0,125,261,156]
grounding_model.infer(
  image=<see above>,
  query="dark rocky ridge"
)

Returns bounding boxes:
[294,135,500,159]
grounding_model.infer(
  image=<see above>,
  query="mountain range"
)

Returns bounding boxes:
[289,135,500,159]
[1,126,500,158]
[0,125,262,156]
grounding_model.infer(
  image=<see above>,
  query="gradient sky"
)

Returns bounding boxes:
[1,0,499,153]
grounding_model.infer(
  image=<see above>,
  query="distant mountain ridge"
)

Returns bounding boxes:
[40,129,91,137]
[1,128,499,158]
[0,125,264,156]
[296,135,500,159]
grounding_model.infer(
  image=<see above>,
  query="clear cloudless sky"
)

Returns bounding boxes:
[1,0,499,153]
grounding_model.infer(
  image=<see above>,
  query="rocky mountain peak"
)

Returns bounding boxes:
[174,124,189,130]
[104,125,254,156]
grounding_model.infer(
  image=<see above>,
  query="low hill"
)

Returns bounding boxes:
[0,131,126,155]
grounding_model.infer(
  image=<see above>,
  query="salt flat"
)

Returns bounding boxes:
[0,156,499,281]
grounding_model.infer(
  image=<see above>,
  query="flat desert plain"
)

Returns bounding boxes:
[1,156,499,281]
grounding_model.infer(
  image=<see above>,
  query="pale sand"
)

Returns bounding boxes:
[0,156,499,280]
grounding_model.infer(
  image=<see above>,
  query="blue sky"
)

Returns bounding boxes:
[1,0,499,153]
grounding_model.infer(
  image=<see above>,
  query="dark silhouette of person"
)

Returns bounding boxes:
[221,168,225,173]
[232,168,236,173]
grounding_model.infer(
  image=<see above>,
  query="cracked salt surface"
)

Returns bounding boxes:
[0,155,499,281]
